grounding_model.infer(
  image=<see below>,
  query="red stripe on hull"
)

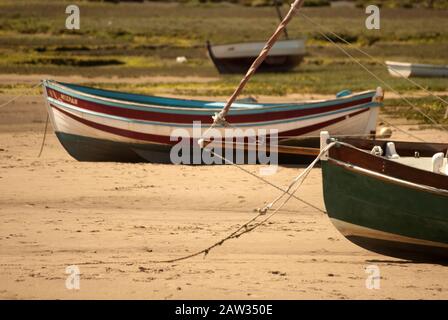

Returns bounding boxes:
[46,87,373,125]
[51,104,369,145]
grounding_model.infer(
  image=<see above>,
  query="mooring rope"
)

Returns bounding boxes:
[150,141,336,263]
[0,81,50,156]
[0,81,43,109]
[208,148,326,214]
[37,113,50,158]
[149,1,448,264]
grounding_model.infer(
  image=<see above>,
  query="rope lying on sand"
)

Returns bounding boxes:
[149,141,336,263]
[163,0,446,264]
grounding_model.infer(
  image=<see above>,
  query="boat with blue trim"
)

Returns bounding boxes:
[42,80,383,163]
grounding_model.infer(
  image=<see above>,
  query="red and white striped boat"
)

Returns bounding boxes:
[42,80,383,163]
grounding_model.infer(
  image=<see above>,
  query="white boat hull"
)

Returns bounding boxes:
[210,39,306,59]
[386,60,448,78]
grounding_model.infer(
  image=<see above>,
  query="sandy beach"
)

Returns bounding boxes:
[1,77,448,300]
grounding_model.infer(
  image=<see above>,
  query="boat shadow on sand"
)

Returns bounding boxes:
[366,259,448,267]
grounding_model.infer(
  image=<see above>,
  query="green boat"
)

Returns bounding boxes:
[320,133,448,262]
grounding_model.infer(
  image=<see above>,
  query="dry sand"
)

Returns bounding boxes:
[1,81,448,299]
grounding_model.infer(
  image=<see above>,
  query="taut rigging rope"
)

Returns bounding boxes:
[299,12,448,132]
[298,12,448,109]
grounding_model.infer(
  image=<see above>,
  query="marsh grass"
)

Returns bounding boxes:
[0,1,447,124]
[383,96,448,124]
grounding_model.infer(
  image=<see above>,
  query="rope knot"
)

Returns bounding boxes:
[372,87,384,103]
[370,145,383,156]
[212,112,229,127]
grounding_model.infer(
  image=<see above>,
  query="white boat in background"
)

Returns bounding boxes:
[386,61,448,78]
[207,39,306,74]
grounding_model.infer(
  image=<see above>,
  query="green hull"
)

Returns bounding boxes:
[322,160,448,262]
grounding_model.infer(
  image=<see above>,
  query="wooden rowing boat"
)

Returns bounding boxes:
[42,80,382,163]
[206,1,305,74]
[207,39,306,74]
[320,133,448,262]
[386,61,448,78]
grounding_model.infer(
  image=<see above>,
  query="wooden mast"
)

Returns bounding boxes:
[201,0,305,137]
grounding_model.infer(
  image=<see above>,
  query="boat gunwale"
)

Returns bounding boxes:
[43,80,378,114]
[326,143,448,196]
[327,157,448,197]
[338,138,448,162]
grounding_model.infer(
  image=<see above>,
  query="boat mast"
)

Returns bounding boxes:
[203,0,305,133]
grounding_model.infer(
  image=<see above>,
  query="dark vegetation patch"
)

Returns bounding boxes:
[0,0,447,121]
[21,57,125,67]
